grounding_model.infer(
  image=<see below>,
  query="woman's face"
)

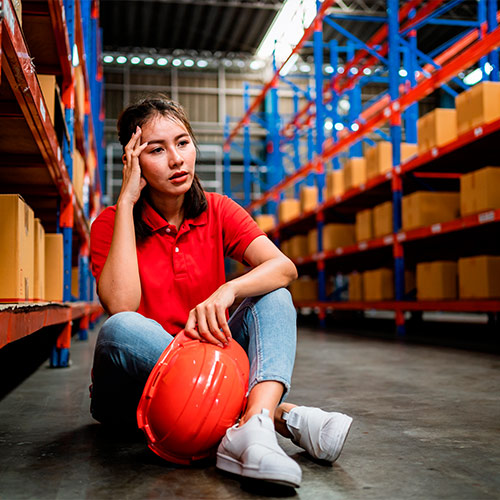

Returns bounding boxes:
[139,114,196,199]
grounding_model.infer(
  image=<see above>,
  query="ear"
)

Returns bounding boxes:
[122,154,126,164]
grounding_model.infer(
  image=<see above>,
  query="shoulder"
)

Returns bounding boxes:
[204,192,245,214]
[91,206,117,235]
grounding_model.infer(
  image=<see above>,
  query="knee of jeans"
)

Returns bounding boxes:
[98,311,143,344]
[260,288,296,317]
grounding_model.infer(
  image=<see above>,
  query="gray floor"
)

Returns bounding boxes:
[1,320,499,500]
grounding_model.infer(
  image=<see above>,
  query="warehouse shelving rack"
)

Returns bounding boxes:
[225,0,500,333]
[0,0,104,363]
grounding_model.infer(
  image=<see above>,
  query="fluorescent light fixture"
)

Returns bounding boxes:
[157,57,168,66]
[351,123,359,131]
[484,62,493,75]
[334,122,344,131]
[116,56,127,64]
[197,59,208,68]
[350,67,358,75]
[324,119,333,130]
[103,55,114,64]
[250,59,265,71]
[338,98,350,112]
[73,44,80,66]
[144,57,154,65]
[399,68,408,77]
[184,59,194,67]
[130,56,141,64]
[363,67,372,75]
[256,0,317,66]
[463,67,483,85]
[299,63,311,73]
[223,59,232,67]
[172,58,182,67]
[337,66,344,74]
[236,60,246,68]
[279,53,298,76]
[324,65,334,74]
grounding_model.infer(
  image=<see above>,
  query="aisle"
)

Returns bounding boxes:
[1,321,499,499]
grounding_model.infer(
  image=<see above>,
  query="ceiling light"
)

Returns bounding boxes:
[103,55,114,64]
[324,65,333,74]
[172,58,182,67]
[116,56,127,64]
[324,119,333,130]
[350,67,359,75]
[157,57,168,66]
[463,68,483,85]
[337,66,344,74]
[279,53,298,76]
[399,68,408,77]
[197,59,208,68]
[338,98,350,112]
[250,59,265,71]
[223,59,232,67]
[363,67,372,75]
[144,57,154,65]
[334,122,344,131]
[351,123,359,131]
[484,62,493,75]
[236,60,246,68]
[130,56,141,64]
[73,44,80,66]
[299,63,311,73]
[184,59,194,67]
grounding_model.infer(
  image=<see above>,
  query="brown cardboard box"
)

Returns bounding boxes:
[343,157,366,190]
[323,223,356,251]
[455,90,471,135]
[469,81,500,129]
[289,277,318,302]
[300,185,318,213]
[458,255,500,299]
[255,214,275,233]
[402,191,460,231]
[72,266,79,299]
[45,234,64,302]
[416,261,458,300]
[281,239,291,258]
[363,269,394,301]
[326,170,344,199]
[75,64,86,117]
[307,229,318,256]
[348,272,363,301]
[38,75,56,125]
[460,166,500,216]
[288,235,308,259]
[278,198,301,224]
[73,147,85,207]
[0,195,34,302]
[373,201,393,237]
[34,218,45,301]
[366,141,417,179]
[355,208,373,242]
[417,108,457,154]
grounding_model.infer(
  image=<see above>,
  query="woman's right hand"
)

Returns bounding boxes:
[118,126,149,206]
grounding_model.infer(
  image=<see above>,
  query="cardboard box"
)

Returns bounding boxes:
[34,218,46,301]
[417,108,457,154]
[455,90,470,135]
[460,166,500,216]
[416,261,458,300]
[343,157,366,191]
[366,141,417,179]
[348,272,363,301]
[288,235,308,259]
[308,229,318,256]
[363,269,394,301]
[75,64,86,117]
[373,201,393,237]
[326,170,344,199]
[300,185,318,213]
[278,198,300,224]
[281,239,291,258]
[72,266,79,299]
[12,0,22,26]
[323,223,355,251]
[0,195,34,302]
[45,234,64,302]
[73,147,85,207]
[355,208,373,242]
[255,214,275,233]
[289,277,318,302]
[469,81,500,129]
[402,191,460,231]
[38,75,56,125]
[458,255,500,299]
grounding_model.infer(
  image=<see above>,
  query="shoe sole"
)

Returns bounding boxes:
[216,453,301,488]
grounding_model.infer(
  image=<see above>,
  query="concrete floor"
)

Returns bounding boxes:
[1,319,499,499]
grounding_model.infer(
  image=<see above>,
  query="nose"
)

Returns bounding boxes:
[168,146,183,168]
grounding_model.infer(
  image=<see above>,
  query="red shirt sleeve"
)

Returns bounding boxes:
[218,195,266,263]
[90,206,117,284]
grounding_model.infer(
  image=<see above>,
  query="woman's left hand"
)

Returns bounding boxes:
[184,283,236,346]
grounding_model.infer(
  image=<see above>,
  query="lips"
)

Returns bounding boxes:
[169,171,188,181]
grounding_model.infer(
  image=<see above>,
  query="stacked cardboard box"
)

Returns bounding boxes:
[73,147,85,207]
[289,277,318,302]
[416,261,457,300]
[34,218,46,302]
[326,170,344,200]
[288,235,308,259]
[45,234,64,302]
[417,108,457,154]
[460,166,500,216]
[38,75,56,125]
[323,223,356,251]
[300,185,318,213]
[365,141,418,180]
[402,191,460,231]
[458,255,500,299]
[355,208,373,242]
[373,201,393,237]
[0,195,34,302]
[343,157,366,191]
[278,199,301,224]
[255,214,275,233]
[72,266,80,299]
[348,272,363,301]
[307,229,318,256]
[363,269,394,301]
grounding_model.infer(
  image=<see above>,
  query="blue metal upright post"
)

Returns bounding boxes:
[243,83,252,206]
[223,117,232,197]
[329,40,341,172]
[487,0,499,81]
[404,18,418,144]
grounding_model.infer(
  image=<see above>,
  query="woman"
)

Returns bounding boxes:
[90,94,352,488]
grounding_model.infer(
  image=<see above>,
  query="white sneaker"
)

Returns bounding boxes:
[283,406,353,462]
[216,409,302,488]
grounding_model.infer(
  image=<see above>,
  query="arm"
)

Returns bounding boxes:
[184,235,297,345]
[97,127,149,314]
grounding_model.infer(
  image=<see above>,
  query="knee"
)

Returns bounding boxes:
[97,311,144,345]
[261,288,296,316]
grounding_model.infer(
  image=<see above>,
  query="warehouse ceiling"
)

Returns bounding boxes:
[100,0,479,62]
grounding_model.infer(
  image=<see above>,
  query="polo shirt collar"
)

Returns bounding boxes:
[142,198,208,232]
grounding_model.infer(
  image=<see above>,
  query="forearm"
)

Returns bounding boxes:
[97,201,142,313]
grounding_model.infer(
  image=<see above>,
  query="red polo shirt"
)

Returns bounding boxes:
[90,192,265,334]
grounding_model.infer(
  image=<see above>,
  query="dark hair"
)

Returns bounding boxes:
[117,94,207,240]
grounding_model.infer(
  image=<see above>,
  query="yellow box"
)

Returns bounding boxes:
[289,277,318,302]
[288,235,308,259]
[366,141,418,179]
[72,266,79,299]
[402,191,460,231]
[417,108,457,154]
[75,65,86,117]
[373,201,393,237]
[300,185,318,213]
[307,228,318,256]
[73,147,85,207]
[455,90,471,135]
[34,218,46,302]
[355,208,373,242]
[45,234,64,302]
[326,170,344,199]
[416,261,458,300]
[460,166,500,216]
[363,269,394,301]
[458,255,500,299]
[343,157,366,191]
[281,239,291,258]
[255,214,275,233]
[278,198,301,224]
[38,74,56,125]
[323,223,356,251]
[348,272,363,301]
[469,81,500,129]
[0,195,34,302]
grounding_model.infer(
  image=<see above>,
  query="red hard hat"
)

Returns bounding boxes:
[137,331,249,465]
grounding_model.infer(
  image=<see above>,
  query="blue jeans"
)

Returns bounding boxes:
[90,288,297,427]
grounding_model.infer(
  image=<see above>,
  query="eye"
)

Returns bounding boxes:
[151,147,163,153]
[178,139,189,147]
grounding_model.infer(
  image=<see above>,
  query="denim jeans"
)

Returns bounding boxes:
[90,288,297,427]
